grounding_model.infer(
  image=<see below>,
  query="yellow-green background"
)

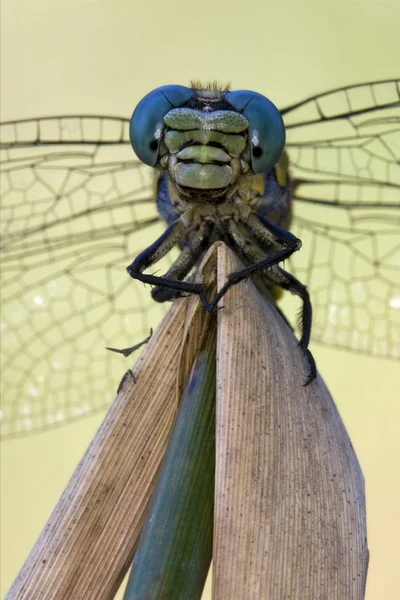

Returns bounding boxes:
[1,1,398,598]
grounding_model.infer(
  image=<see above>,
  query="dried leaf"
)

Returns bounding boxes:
[213,245,368,600]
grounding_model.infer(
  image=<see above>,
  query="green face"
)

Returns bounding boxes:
[130,84,285,193]
[163,107,249,190]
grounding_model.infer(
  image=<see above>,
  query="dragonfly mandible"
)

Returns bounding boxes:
[1,79,399,438]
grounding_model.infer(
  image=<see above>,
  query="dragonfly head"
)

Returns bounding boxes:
[130,84,285,200]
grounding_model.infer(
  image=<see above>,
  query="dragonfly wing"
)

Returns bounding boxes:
[281,80,400,357]
[1,83,399,436]
[283,79,399,185]
[1,116,168,437]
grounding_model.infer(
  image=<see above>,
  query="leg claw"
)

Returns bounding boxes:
[301,348,317,386]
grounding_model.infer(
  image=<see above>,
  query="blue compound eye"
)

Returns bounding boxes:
[225,90,285,173]
[130,85,193,166]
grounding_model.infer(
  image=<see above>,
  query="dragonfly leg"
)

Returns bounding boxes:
[151,221,213,302]
[220,220,316,384]
[241,212,302,253]
[206,213,301,311]
[260,265,316,385]
[127,218,209,303]
[106,328,153,357]
[219,220,293,328]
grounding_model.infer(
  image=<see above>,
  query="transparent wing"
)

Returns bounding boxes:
[282,80,400,358]
[1,117,169,437]
[1,81,399,438]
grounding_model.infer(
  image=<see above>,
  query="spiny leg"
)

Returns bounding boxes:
[206,214,301,310]
[241,212,300,254]
[223,221,293,329]
[151,221,214,302]
[222,220,316,384]
[261,265,316,385]
[127,217,208,302]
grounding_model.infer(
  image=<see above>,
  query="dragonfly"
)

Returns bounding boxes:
[1,79,399,438]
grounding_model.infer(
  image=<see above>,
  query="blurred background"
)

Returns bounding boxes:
[1,1,398,598]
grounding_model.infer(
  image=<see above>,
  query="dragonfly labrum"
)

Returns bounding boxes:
[1,79,399,437]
